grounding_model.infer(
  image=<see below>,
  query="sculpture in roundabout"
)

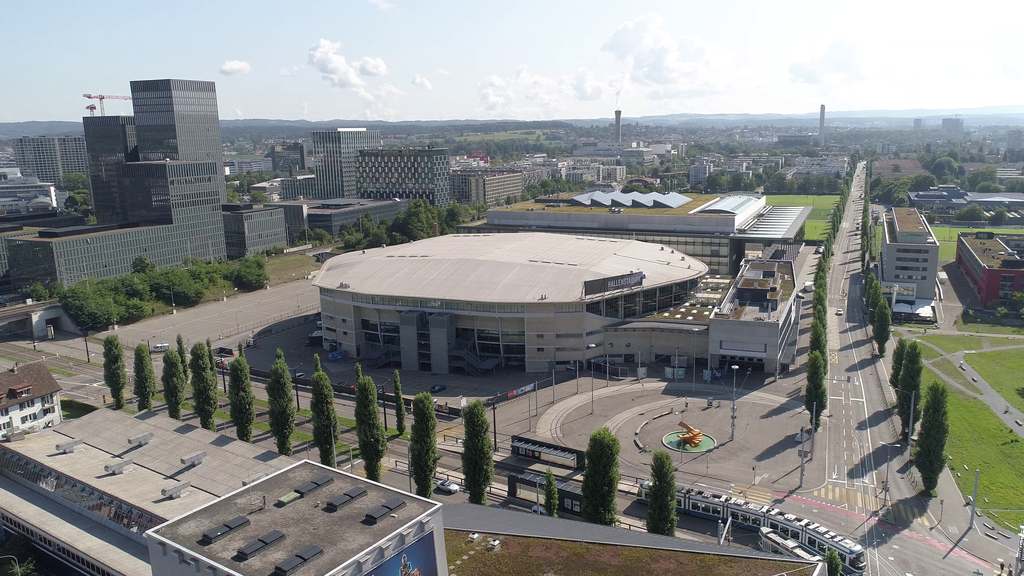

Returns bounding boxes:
[675,420,703,447]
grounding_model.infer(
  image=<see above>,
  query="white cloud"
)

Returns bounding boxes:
[437,68,451,75]
[412,74,432,90]
[234,108,243,118]
[356,57,388,77]
[478,75,514,114]
[219,60,251,76]
[376,84,404,98]
[279,66,302,77]
[368,0,393,11]
[569,68,603,101]
[601,14,703,86]
[475,66,578,118]
[299,103,308,119]
[788,41,864,85]
[308,39,365,89]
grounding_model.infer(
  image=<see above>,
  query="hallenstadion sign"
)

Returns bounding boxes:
[583,271,645,297]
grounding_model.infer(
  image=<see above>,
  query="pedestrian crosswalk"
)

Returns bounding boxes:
[731,485,774,506]
[809,485,935,526]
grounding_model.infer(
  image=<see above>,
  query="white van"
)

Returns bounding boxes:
[152,343,170,353]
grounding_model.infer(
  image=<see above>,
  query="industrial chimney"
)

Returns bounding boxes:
[614,109,622,143]
[819,105,826,148]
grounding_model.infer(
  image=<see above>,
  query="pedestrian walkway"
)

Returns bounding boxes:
[809,485,879,515]
[731,485,772,507]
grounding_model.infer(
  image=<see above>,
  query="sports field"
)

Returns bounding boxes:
[928,226,1024,260]
[766,194,840,241]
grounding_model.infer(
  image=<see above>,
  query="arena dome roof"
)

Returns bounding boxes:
[313,232,708,304]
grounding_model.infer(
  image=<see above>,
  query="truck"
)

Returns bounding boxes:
[803,281,814,292]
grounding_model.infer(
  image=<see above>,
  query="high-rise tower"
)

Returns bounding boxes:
[614,109,622,143]
[819,105,826,148]
[310,128,382,199]
[83,115,137,223]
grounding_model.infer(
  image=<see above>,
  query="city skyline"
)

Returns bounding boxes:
[7,0,1024,124]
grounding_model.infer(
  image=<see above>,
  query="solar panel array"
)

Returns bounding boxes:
[570,191,692,209]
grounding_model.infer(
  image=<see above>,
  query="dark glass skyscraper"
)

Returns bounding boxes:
[83,116,137,223]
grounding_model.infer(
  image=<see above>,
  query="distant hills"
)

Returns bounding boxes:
[3,105,1024,138]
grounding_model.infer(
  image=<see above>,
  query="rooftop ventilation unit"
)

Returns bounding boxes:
[365,497,407,525]
[326,486,367,511]
[237,530,285,561]
[161,481,190,499]
[294,474,334,498]
[180,451,207,466]
[273,545,324,576]
[55,439,84,454]
[127,432,153,447]
[103,459,133,475]
[200,516,251,545]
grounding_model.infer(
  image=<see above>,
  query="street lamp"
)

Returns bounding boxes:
[606,342,613,388]
[892,387,918,452]
[730,365,739,442]
[586,343,598,414]
[0,555,21,576]
[879,442,900,511]
[691,327,699,394]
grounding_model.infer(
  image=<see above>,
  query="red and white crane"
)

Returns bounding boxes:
[82,93,132,116]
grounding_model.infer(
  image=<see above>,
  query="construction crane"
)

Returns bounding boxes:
[82,93,132,116]
[85,104,97,116]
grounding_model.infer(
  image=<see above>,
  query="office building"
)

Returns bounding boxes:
[909,184,1024,213]
[880,207,939,302]
[689,162,713,186]
[7,79,228,288]
[148,460,447,576]
[222,204,287,259]
[315,232,709,373]
[451,170,523,206]
[708,258,800,376]
[0,409,295,576]
[462,192,810,275]
[913,119,924,130]
[942,118,964,133]
[267,142,308,172]
[266,197,407,241]
[310,128,382,199]
[357,147,452,208]
[12,136,89,186]
[956,232,1024,306]
[1008,130,1024,151]
[0,363,62,439]
[223,157,273,175]
[83,115,138,223]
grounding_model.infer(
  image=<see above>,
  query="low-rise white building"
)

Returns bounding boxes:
[0,363,62,438]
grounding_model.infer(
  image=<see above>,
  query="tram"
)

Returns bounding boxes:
[758,527,823,563]
[636,482,866,573]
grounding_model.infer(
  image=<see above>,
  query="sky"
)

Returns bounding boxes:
[5,0,1024,123]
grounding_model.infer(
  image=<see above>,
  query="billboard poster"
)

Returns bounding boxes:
[506,382,536,400]
[583,271,644,297]
[365,531,438,576]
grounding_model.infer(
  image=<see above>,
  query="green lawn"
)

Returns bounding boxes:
[803,221,830,241]
[928,227,1021,261]
[929,357,982,394]
[928,366,1024,530]
[61,398,97,420]
[918,334,1009,355]
[766,195,840,241]
[965,349,1024,414]
[917,343,942,361]
[266,254,322,286]
[956,318,1024,335]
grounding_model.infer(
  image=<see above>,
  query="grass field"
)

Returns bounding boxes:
[956,318,1024,335]
[965,349,1024,414]
[918,334,1009,355]
[61,398,97,420]
[766,194,840,241]
[930,357,982,394]
[266,254,321,286]
[928,227,1022,260]
[928,365,1024,530]
[917,343,942,361]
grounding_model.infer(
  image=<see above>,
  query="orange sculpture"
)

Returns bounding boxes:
[676,421,703,447]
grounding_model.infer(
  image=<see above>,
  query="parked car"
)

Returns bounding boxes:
[429,384,447,393]
[436,479,460,494]
[151,343,170,353]
[530,504,548,516]
[835,308,844,316]
[213,346,235,357]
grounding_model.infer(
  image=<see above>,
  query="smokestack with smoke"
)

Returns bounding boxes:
[819,105,826,148]
[615,109,622,143]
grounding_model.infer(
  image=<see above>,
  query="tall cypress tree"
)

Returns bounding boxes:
[410,392,439,498]
[356,373,387,481]
[916,381,949,491]
[228,343,256,442]
[809,319,827,358]
[190,341,218,432]
[267,349,296,455]
[393,369,406,437]
[873,298,892,356]
[805,350,827,431]
[897,342,923,437]
[161,349,186,420]
[889,338,907,390]
[310,355,339,466]
[581,427,619,525]
[102,335,127,409]
[461,399,493,505]
[543,467,559,517]
[646,450,678,536]
[206,338,217,394]
[176,334,189,382]
[132,344,157,411]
